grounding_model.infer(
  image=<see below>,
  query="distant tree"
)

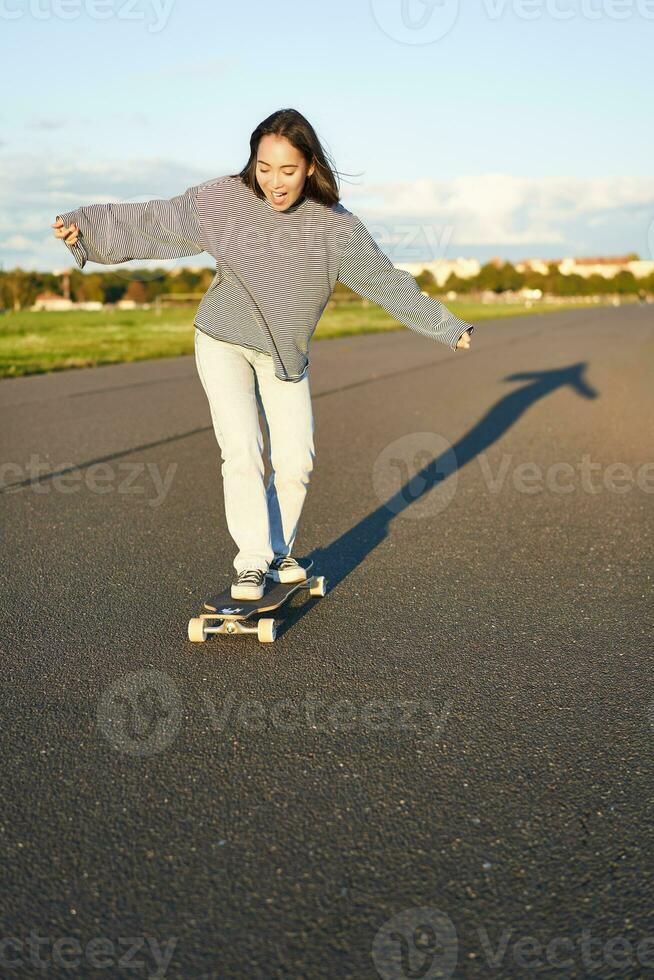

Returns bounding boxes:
[415,269,437,294]
[556,273,586,296]
[612,270,637,294]
[496,261,524,292]
[124,280,148,303]
[443,272,470,294]
[100,273,128,305]
[167,269,204,294]
[69,270,105,303]
[198,268,215,291]
[1,269,39,310]
[475,262,516,293]
[330,281,359,303]
[522,270,547,291]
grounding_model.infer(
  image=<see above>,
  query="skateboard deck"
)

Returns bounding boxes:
[188,559,326,644]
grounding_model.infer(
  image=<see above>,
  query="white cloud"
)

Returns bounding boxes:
[0,155,214,270]
[0,235,32,250]
[344,174,654,248]
[22,112,152,131]
[25,119,67,131]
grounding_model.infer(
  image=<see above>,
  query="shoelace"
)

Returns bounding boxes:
[237,569,264,583]
[274,557,297,569]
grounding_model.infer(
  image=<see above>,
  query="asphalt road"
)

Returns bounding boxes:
[1,305,652,979]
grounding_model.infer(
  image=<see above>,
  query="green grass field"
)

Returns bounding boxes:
[0,297,621,380]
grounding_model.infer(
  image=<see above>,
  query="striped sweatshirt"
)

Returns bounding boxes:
[57,174,474,382]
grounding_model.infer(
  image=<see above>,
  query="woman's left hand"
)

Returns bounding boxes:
[456,330,472,350]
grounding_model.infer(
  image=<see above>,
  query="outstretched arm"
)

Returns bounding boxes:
[53,184,207,270]
[336,216,475,351]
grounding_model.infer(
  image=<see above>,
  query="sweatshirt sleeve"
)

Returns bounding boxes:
[336,216,475,351]
[55,184,207,270]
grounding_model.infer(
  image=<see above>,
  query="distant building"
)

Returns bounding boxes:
[31,292,104,312]
[31,291,75,311]
[394,258,481,286]
[515,259,552,275]
[557,257,654,279]
[517,255,654,279]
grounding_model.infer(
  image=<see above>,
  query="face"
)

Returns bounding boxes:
[255,134,315,211]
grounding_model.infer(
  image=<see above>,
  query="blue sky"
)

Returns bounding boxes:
[1,0,653,271]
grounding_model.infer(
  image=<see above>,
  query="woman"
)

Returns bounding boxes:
[53,108,474,601]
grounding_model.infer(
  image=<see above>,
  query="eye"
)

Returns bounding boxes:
[258,165,295,174]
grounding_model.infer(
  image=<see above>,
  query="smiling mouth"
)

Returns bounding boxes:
[271,191,287,201]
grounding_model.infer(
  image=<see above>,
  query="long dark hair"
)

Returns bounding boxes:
[232,108,360,208]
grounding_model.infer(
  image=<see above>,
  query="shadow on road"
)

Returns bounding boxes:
[279,362,598,635]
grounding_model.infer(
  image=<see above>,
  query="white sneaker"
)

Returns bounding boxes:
[266,556,308,583]
[231,568,266,600]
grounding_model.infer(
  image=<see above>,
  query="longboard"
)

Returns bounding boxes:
[188,560,326,644]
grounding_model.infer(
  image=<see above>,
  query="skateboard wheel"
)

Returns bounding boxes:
[188,617,207,643]
[309,576,327,597]
[257,618,276,643]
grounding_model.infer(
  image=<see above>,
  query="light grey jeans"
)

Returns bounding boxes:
[194,327,315,574]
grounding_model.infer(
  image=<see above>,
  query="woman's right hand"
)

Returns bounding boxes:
[52,216,80,246]
[455,329,472,350]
